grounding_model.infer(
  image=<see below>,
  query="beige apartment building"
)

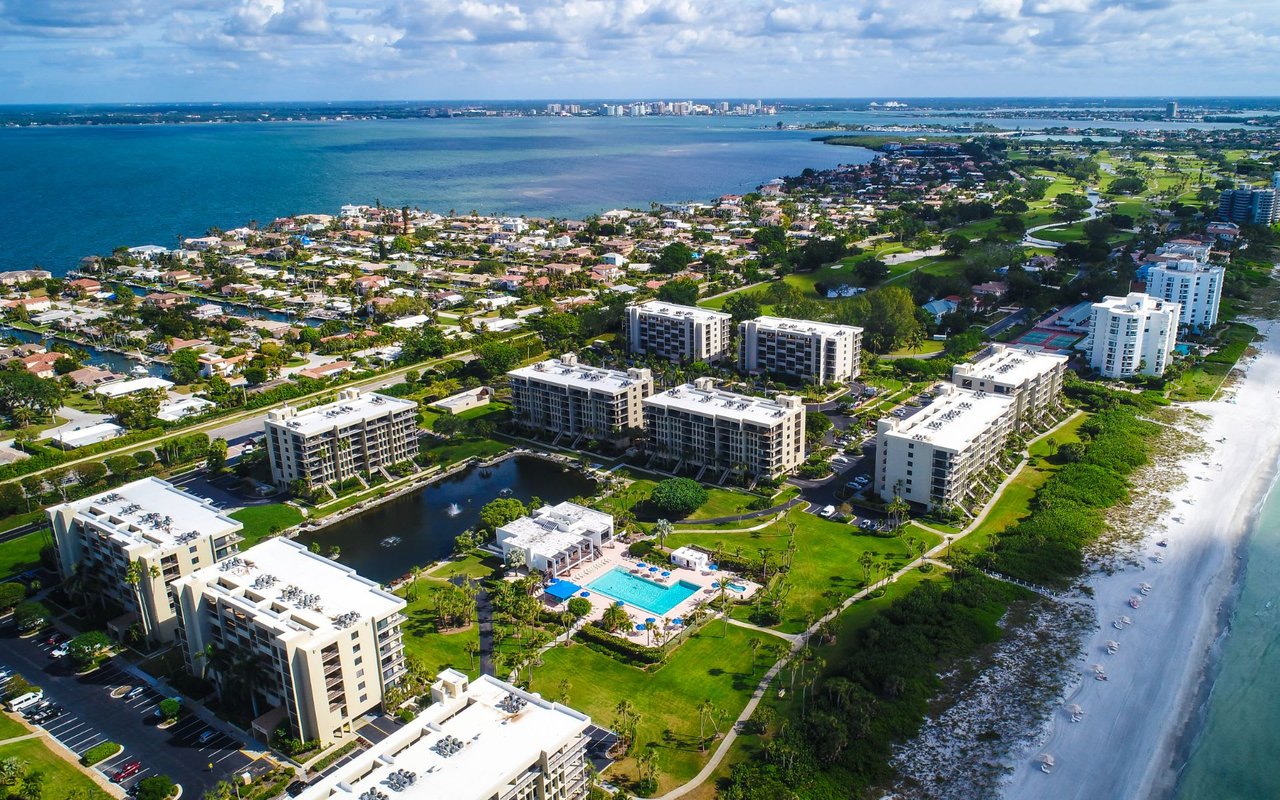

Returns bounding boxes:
[507,353,654,443]
[950,343,1068,428]
[642,378,806,481]
[739,315,863,384]
[625,301,733,363]
[295,669,592,800]
[172,538,407,745]
[47,477,244,643]
[874,384,1016,510]
[265,389,419,488]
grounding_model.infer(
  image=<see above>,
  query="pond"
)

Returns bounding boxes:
[295,455,597,584]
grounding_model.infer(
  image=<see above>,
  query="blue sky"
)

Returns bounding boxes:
[1,0,1278,103]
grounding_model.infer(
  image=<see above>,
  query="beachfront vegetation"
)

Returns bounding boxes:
[978,383,1160,587]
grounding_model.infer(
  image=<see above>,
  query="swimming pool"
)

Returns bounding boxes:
[588,567,699,615]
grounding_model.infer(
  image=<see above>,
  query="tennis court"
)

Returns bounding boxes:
[1015,329,1083,350]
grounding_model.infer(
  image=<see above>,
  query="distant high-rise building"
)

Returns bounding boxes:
[1272,170,1280,190]
[1146,259,1225,331]
[1165,101,1178,119]
[1085,293,1180,378]
[1217,186,1278,225]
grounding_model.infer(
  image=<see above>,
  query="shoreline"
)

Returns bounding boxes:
[1001,317,1280,800]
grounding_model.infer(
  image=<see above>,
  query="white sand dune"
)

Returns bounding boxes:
[1002,320,1280,800]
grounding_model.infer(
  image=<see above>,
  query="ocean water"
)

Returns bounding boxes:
[0,113,870,274]
[1174,464,1280,800]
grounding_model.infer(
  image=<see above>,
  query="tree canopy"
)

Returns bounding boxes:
[648,478,708,518]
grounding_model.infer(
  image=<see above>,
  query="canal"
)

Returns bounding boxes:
[296,455,597,584]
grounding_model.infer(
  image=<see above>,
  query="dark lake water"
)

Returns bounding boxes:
[295,455,597,583]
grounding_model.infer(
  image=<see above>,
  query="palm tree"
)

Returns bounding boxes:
[859,551,874,586]
[653,519,673,550]
[749,637,762,671]
[407,566,422,602]
[697,698,714,750]
[125,559,161,643]
[465,639,480,672]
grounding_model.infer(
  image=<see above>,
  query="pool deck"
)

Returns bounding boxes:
[545,544,760,638]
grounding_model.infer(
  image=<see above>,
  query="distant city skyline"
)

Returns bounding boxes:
[2,0,1278,104]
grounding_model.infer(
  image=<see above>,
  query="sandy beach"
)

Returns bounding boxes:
[1001,319,1280,800]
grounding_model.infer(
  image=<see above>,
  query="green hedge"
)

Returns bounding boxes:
[576,623,665,665]
[81,741,122,766]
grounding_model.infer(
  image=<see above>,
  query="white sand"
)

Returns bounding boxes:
[1002,320,1280,800]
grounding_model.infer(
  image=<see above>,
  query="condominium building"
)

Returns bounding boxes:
[1085,292,1181,378]
[295,669,592,800]
[642,378,806,481]
[738,316,863,384]
[950,344,1068,427]
[507,353,654,442]
[874,384,1016,510]
[1217,186,1278,226]
[172,538,407,745]
[1146,259,1224,331]
[265,389,419,487]
[47,478,243,643]
[625,301,733,363]
[496,502,614,578]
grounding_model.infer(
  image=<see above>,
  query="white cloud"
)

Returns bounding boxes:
[0,0,1277,101]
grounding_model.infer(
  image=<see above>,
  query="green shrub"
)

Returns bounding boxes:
[158,697,181,721]
[566,597,592,619]
[3,673,38,701]
[81,741,122,766]
[396,708,416,724]
[648,478,708,518]
[136,775,176,800]
[0,581,25,610]
[13,600,48,631]
[576,623,665,665]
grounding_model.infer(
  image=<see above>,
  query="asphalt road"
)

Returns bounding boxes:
[0,622,253,796]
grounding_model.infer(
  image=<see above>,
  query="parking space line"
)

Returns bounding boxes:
[213,750,240,765]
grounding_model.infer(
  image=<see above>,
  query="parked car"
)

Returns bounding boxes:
[112,761,142,783]
[45,633,65,647]
[9,692,44,713]
[197,730,217,745]
[30,706,64,724]
[51,643,70,659]
[125,687,146,701]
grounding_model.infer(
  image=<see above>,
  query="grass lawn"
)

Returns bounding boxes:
[535,623,775,795]
[229,504,304,546]
[958,413,1088,554]
[398,580,482,678]
[0,737,113,800]
[422,437,508,466]
[0,712,28,739]
[1169,323,1257,402]
[682,567,943,800]
[668,509,939,634]
[887,339,945,357]
[0,529,47,580]
[683,487,771,521]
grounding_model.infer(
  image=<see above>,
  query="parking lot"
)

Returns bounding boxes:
[1,622,253,796]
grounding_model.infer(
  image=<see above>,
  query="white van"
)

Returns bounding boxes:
[8,690,43,713]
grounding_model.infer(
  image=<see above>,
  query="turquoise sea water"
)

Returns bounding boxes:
[1175,467,1280,799]
[588,567,698,615]
[0,113,868,274]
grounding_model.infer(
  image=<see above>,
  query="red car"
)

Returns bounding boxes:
[112,761,142,783]
[45,633,65,646]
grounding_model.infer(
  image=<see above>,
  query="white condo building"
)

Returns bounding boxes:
[739,316,863,384]
[626,301,733,363]
[265,389,419,488]
[874,384,1016,510]
[643,378,806,481]
[1085,292,1181,378]
[1146,259,1224,331]
[496,502,615,578]
[294,669,592,800]
[47,478,244,643]
[950,344,1068,427]
[507,354,654,442]
[172,538,407,745]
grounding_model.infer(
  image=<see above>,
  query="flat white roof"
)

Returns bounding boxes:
[508,357,648,393]
[92,376,175,398]
[749,315,863,337]
[55,477,242,550]
[955,344,1067,387]
[267,391,416,437]
[644,383,802,426]
[883,386,1014,452]
[297,671,589,800]
[189,538,403,636]
[633,300,730,322]
[1093,292,1178,315]
[50,422,125,448]
[498,502,612,559]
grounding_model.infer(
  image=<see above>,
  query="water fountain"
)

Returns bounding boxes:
[446,503,462,517]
